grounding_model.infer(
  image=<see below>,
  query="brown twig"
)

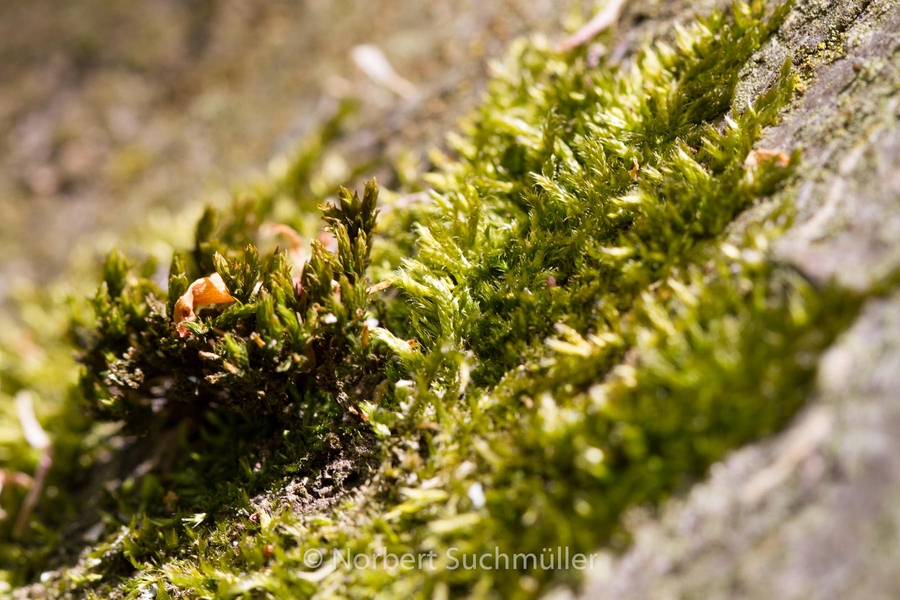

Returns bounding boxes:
[12,448,51,539]
[0,470,33,519]
[11,390,53,539]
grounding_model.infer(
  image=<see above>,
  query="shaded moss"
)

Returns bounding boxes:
[74,182,384,423]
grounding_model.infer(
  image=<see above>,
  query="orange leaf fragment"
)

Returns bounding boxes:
[174,272,235,337]
[744,148,791,169]
[628,157,640,180]
[367,280,392,294]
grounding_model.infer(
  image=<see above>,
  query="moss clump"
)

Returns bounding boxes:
[0,1,874,598]
[74,182,385,424]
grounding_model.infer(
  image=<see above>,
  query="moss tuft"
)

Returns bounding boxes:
[74,182,385,423]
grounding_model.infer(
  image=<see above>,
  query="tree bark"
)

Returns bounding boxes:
[580,0,900,598]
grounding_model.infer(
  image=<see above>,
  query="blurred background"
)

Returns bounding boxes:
[0,0,589,304]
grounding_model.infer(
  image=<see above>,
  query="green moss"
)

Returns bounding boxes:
[393,2,796,384]
[74,181,383,423]
[0,1,878,598]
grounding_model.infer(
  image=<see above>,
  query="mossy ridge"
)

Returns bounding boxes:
[300,3,860,597]
[395,0,795,384]
[337,231,860,600]
[0,0,874,598]
[105,1,851,598]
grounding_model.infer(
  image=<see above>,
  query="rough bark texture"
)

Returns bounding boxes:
[579,1,900,598]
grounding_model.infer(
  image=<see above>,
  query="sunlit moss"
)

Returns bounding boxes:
[0,1,875,598]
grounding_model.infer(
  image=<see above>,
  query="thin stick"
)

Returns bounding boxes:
[11,390,52,539]
[12,448,51,539]
[558,0,629,52]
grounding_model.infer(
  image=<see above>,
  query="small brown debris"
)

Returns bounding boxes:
[263,543,276,559]
[222,361,240,375]
[361,323,370,349]
[546,276,558,288]
[628,157,640,180]
[367,280,392,294]
[163,490,179,512]
[249,332,266,349]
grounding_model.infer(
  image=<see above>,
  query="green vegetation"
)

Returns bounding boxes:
[0,1,869,598]
[76,181,382,423]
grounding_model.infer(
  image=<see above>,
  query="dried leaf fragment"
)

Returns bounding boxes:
[163,490,179,512]
[744,148,791,169]
[367,280,392,294]
[11,390,52,539]
[629,157,640,180]
[174,272,235,337]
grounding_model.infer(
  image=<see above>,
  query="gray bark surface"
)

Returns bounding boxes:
[580,1,900,598]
